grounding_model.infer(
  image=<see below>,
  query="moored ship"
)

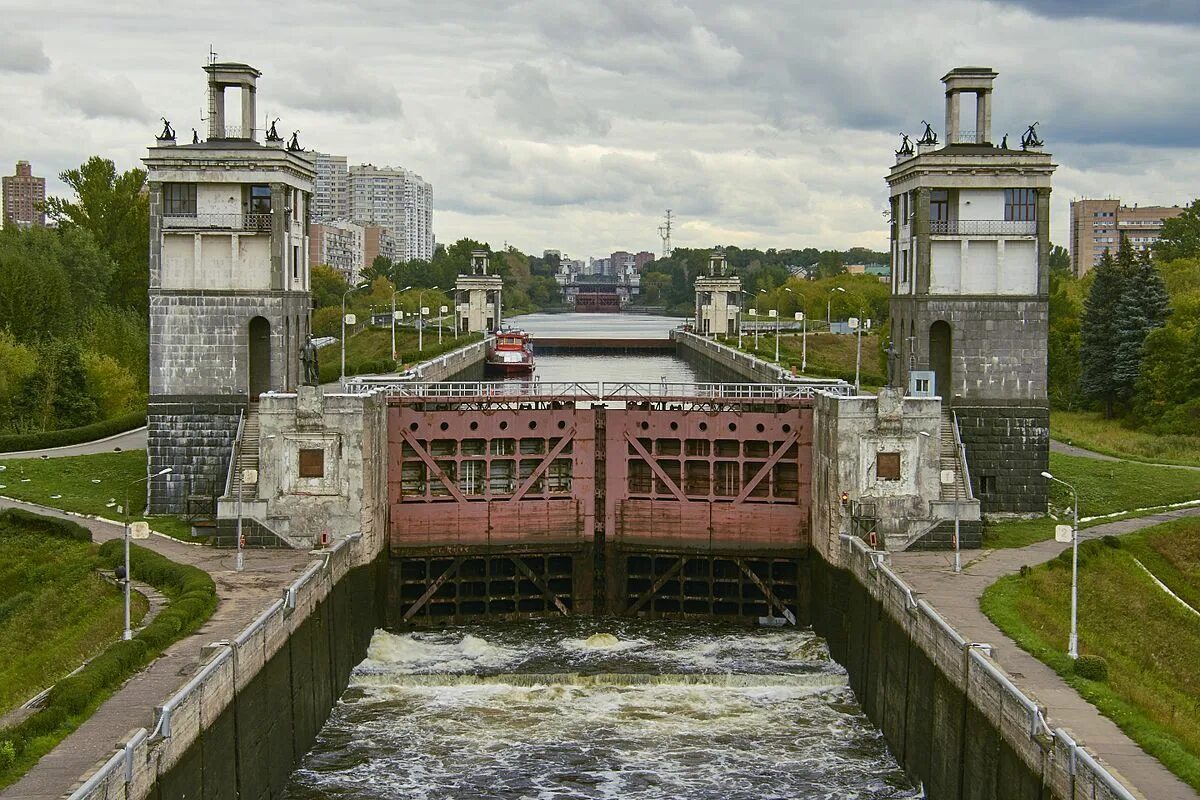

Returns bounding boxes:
[485,329,535,375]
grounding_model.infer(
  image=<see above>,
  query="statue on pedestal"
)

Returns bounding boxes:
[301,334,320,386]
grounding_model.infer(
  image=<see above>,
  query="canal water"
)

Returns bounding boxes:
[285,313,918,798]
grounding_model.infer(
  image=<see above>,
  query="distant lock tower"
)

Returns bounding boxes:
[694,249,742,337]
[888,67,1056,514]
[143,63,315,513]
[455,249,504,334]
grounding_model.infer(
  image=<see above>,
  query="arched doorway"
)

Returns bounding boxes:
[929,320,952,398]
[248,316,271,400]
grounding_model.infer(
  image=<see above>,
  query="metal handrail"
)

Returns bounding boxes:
[163,213,272,231]
[952,410,974,501]
[351,380,854,401]
[224,409,245,499]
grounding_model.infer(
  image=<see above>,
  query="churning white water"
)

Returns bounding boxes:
[285,619,920,799]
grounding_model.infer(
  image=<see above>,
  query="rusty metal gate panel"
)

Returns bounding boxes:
[388,402,597,552]
[604,407,813,553]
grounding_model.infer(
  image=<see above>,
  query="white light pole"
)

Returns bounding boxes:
[795,311,807,372]
[341,282,369,381]
[1042,470,1081,659]
[123,467,172,640]
[438,305,447,344]
[852,314,871,393]
[749,309,759,350]
[391,285,412,362]
[829,286,846,327]
[418,285,439,353]
[770,308,780,363]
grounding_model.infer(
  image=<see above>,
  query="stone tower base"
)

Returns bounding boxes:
[147,395,245,514]
[953,402,1049,515]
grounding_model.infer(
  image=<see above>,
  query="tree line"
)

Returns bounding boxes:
[0,158,149,434]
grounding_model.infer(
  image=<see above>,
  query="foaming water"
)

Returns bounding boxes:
[285,619,920,799]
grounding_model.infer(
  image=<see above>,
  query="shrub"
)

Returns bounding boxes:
[1075,654,1109,682]
[1019,565,1031,578]
[1102,535,1122,549]
[0,509,91,542]
[0,740,14,772]
[0,409,145,453]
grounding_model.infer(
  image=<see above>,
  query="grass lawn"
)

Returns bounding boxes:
[981,517,1200,791]
[983,452,1200,548]
[0,450,203,543]
[0,524,147,717]
[724,331,885,385]
[1052,410,1200,468]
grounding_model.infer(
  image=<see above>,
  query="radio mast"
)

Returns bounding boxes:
[657,209,673,258]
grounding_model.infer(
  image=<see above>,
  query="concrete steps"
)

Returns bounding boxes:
[229,405,260,502]
[938,411,971,501]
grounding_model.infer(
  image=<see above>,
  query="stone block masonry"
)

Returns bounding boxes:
[147,396,244,514]
[811,537,1141,800]
[956,404,1049,515]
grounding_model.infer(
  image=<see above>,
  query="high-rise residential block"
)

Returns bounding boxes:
[312,152,349,221]
[143,62,314,513]
[888,67,1056,515]
[348,164,434,262]
[2,160,46,228]
[1069,199,1184,276]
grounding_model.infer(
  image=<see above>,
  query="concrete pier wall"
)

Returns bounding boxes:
[672,329,786,382]
[812,536,1137,800]
[67,535,382,800]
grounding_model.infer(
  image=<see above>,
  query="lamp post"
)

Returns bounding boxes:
[795,311,807,372]
[1042,470,1081,659]
[852,313,871,393]
[771,308,780,363]
[391,285,413,362]
[828,286,846,327]
[123,467,172,640]
[341,282,369,381]
[438,305,447,344]
[417,285,439,353]
[748,309,759,350]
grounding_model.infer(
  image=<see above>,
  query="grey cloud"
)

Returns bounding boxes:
[991,0,1200,24]
[478,63,610,138]
[0,35,51,74]
[44,73,149,122]
[277,57,403,119]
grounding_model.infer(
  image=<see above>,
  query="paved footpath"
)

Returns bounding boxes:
[1,428,148,460]
[1051,438,1200,471]
[0,498,314,800]
[891,506,1200,800]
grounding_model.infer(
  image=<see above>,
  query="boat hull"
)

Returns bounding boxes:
[485,360,534,376]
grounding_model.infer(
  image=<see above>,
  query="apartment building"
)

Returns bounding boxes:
[348,164,434,262]
[1069,199,1185,276]
[2,160,46,228]
[312,152,349,221]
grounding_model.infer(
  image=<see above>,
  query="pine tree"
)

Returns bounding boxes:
[1079,248,1125,417]
[1113,247,1172,402]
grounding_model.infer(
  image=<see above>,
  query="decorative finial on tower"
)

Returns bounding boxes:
[266,118,282,142]
[1020,122,1044,150]
[156,118,176,142]
[287,130,301,151]
[895,132,914,158]
[916,121,938,146]
[1000,133,1008,149]
[192,128,199,144]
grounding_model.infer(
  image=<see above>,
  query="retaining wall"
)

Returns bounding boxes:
[812,536,1140,800]
[672,330,787,382]
[67,535,381,800]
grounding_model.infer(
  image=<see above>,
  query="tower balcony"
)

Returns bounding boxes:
[163,212,272,233]
[930,219,1036,236]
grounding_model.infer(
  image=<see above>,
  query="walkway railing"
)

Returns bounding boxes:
[347,380,854,401]
[841,535,1137,800]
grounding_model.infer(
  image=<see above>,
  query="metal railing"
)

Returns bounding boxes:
[211,125,255,140]
[951,411,974,501]
[950,131,978,144]
[163,213,272,232]
[929,219,1036,236]
[223,409,245,500]
[348,380,854,401]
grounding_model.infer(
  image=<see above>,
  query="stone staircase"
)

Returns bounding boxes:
[213,404,291,548]
[938,409,971,501]
[901,410,983,551]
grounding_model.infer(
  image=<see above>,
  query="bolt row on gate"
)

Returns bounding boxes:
[385,387,816,625]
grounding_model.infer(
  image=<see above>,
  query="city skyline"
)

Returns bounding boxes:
[1,1,1198,256]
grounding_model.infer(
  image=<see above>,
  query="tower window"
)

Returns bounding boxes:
[249,185,272,214]
[930,190,949,222]
[1004,189,1036,222]
[163,183,196,216]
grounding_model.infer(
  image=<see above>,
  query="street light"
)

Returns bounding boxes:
[795,310,807,372]
[438,304,448,344]
[851,314,872,393]
[829,286,846,327]
[391,285,413,362]
[122,467,172,640]
[780,287,795,366]
[418,286,439,353]
[341,282,370,381]
[1042,470,1081,659]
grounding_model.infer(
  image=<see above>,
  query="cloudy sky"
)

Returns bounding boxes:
[2,0,1198,258]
